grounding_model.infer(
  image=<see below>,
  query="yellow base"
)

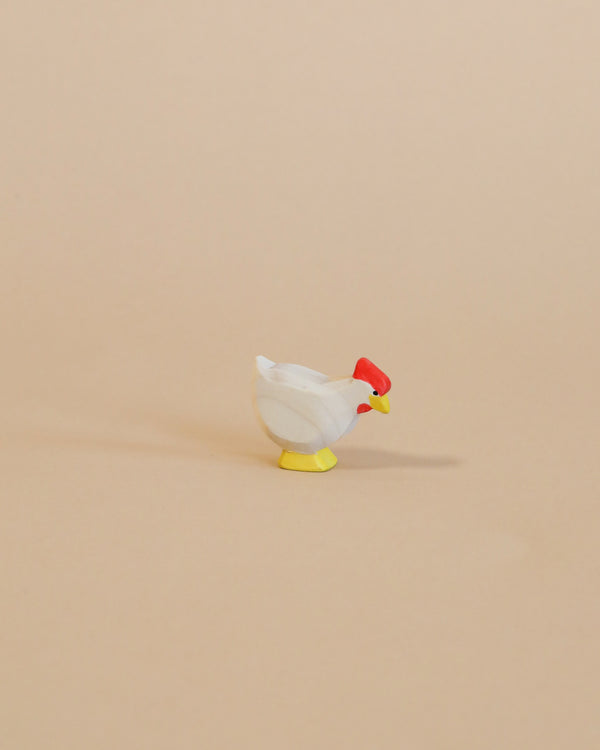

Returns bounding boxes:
[278,447,338,472]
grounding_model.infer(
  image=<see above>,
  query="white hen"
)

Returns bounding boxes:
[253,355,391,471]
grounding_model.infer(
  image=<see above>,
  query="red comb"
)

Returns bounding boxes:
[352,357,391,395]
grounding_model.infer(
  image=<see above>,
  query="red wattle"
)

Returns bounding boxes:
[357,403,372,414]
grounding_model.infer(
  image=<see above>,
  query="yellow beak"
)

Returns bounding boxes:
[369,393,390,413]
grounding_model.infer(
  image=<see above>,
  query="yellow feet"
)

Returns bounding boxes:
[278,447,338,472]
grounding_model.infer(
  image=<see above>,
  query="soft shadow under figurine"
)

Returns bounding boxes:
[333,446,460,471]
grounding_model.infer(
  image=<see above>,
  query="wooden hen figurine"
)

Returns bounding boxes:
[253,356,391,471]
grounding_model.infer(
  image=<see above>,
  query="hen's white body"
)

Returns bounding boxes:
[253,355,372,454]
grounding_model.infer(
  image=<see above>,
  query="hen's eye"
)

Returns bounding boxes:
[372,390,378,396]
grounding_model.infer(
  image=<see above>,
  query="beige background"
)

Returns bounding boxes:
[1,1,599,748]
